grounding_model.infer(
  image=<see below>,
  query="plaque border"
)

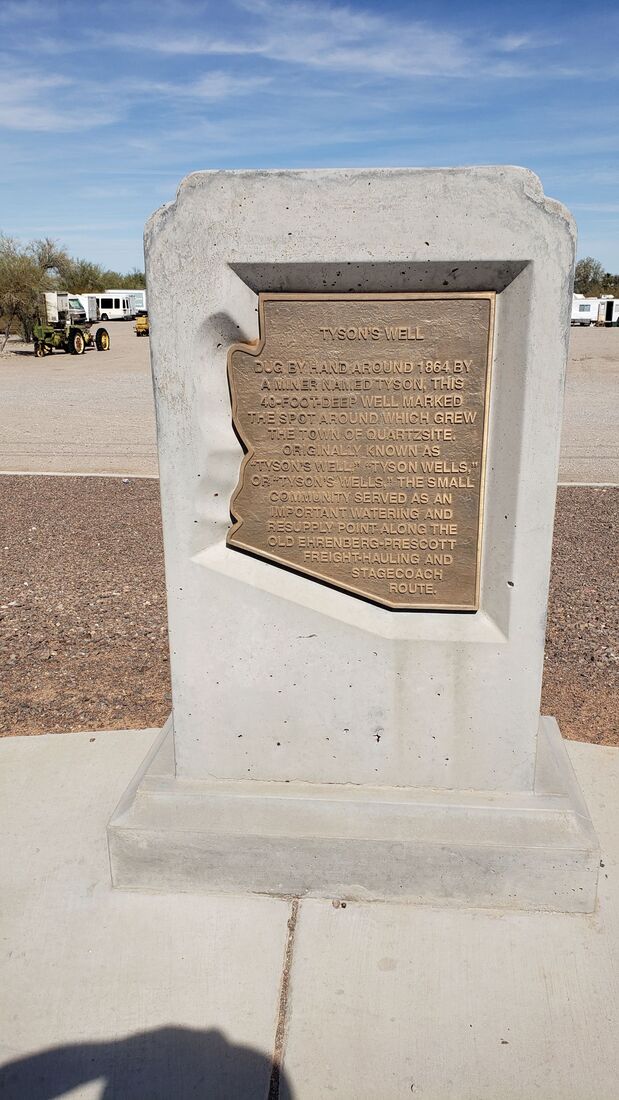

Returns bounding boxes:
[227,292,496,612]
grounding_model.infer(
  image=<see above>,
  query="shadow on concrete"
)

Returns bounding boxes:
[0,1026,293,1099]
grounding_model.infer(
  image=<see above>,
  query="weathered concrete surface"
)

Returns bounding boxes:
[109,717,599,911]
[110,166,598,906]
[144,168,575,795]
[0,729,290,1099]
[1,730,618,1098]
[284,740,619,1100]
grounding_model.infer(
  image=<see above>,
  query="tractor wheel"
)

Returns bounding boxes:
[69,329,86,355]
[95,327,110,351]
[34,341,46,357]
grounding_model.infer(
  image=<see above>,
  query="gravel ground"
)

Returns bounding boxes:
[0,477,170,736]
[542,484,618,745]
[0,476,616,744]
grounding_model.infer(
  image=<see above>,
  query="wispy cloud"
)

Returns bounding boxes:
[497,34,533,52]
[84,0,584,81]
[0,0,56,23]
[0,69,94,132]
[496,32,560,52]
[86,0,502,79]
[127,71,271,101]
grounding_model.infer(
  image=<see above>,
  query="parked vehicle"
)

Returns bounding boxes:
[571,294,619,327]
[134,310,149,337]
[75,293,132,321]
[72,289,146,321]
[597,297,619,326]
[124,289,147,315]
[73,295,98,322]
[133,290,147,313]
[104,288,146,318]
[571,295,599,326]
[32,293,110,356]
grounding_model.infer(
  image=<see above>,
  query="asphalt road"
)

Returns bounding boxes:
[0,323,617,483]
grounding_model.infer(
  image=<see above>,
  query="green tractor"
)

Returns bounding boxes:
[32,293,110,357]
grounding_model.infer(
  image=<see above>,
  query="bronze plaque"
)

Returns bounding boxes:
[227,293,495,610]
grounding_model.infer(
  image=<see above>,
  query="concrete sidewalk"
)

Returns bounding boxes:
[1,729,618,1098]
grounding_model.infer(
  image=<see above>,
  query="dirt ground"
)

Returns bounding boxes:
[0,476,170,736]
[0,323,617,484]
[0,322,157,476]
[0,476,616,744]
[561,326,619,483]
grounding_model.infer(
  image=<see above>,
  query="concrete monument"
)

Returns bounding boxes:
[108,167,599,911]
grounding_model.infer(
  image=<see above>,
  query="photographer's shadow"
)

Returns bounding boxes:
[0,1025,293,1099]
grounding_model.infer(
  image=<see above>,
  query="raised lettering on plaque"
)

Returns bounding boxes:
[227,293,495,610]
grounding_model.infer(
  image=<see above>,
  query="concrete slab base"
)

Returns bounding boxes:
[1,730,617,1098]
[108,717,599,912]
[0,729,291,1100]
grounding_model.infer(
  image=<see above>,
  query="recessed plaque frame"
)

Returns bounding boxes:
[227,292,495,611]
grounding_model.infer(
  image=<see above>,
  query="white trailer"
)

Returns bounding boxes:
[43,292,87,324]
[74,295,99,322]
[597,297,619,326]
[571,295,599,325]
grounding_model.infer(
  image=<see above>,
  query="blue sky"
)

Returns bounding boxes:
[1,0,618,272]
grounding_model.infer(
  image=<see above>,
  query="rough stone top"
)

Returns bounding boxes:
[146,165,575,254]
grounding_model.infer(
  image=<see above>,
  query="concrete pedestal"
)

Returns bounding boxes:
[107,167,599,911]
[108,716,598,912]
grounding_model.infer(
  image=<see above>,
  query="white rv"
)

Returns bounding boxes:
[597,297,619,326]
[571,295,599,325]
[128,289,147,315]
[42,292,87,324]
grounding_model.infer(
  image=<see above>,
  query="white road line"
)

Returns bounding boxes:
[0,470,159,479]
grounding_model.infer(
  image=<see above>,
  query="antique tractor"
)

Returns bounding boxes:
[134,310,149,337]
[32,293,110,357]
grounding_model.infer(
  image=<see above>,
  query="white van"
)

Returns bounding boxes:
[93,294,132,321]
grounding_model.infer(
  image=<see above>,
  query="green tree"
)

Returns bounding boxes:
[0,235,146,345]
[574,257,607,297]
[57,256,108,293]
[0,235,67,347]
[101,267,146,290]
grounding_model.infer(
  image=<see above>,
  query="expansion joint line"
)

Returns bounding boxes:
[268,897,299,1100]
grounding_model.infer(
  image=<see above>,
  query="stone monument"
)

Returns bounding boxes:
[108,167,599,911]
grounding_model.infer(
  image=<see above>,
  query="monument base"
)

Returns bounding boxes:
[107,717,599,912]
